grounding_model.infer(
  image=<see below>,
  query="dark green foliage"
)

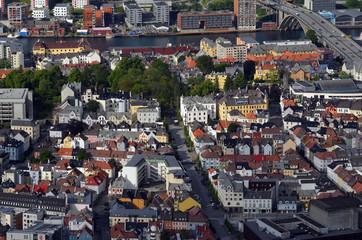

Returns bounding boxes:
[227,123,239,133]
[346,0,359,8]
[77,149,89,161]
[39,150,55,163]
[195,55,214,74]
[190,79,217,96]
[0,59,11,69]
[304,29,319,45]
[244,60,256,81]
[178,55,186,63]
[87,100,99,112]
[208,0,233,10]
[214,63,229,73]
[223,76,233,91]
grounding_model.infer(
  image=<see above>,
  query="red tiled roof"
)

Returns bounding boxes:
[57,148,73,156]
[121,45,195,56]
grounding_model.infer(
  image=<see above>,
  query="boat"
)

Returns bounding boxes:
[105,35,113,39]
[7,33,20,38]
[353,32,362,40]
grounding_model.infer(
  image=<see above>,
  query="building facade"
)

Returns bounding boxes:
[0,88,33,121]
[54,3,70,17]
[7,3,28,25]
[124,2,142,26]
[153,1,169,24]
[72,0,89,9]
[177,11,233,31]
[305,0,336,11]
[234,0,256,30]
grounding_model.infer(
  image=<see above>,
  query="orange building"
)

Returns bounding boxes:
[83,5,95,27]
[120,189,151,209]
[83,4,114,28]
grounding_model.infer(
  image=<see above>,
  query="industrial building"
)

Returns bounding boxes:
[177,11,234,31]
[234,0,256,30]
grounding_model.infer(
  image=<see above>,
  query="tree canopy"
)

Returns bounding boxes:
[87,100,99,113]
[227,123,239,133]
[305,29,319,45]
[195,55,214,74]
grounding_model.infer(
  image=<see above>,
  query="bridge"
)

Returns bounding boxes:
[258,0,362,69]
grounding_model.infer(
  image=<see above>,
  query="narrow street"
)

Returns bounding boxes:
[168,120,231,239]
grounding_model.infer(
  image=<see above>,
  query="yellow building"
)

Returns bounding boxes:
[205,73,228,90]
[11,119,40,142]
[107,112,132,125]
[32,39,92,55]
[174,196,201,212]
[217,89,268,120]
[119,190,151,209]
[130,99,159,122]
[254,63,280,80]
[155,129,169,143]
[200,38,217,58]
[62,134,74,148]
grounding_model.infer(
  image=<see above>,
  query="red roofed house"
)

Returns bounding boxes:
[313,151,336,172]
[85,175,106,194]
[110,223,138,240]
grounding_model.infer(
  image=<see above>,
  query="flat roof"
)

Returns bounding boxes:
[0,89,28,102]
[317,79,358,93]
[125,154,181,168]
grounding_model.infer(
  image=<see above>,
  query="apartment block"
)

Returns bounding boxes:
[101,3,114,26]
[177,11,233,31]
[124,2,142,26]
[0,88,33,121]
[234,0,256,30]
[31,0,48,9]
[7,3,28,25]
[32,7,50,19]
[0,39,25,68]
[72,0,89,9]
[53,3,70,17]
[153,1,169,24]
[217,41,247,62]
[305,0,335,11]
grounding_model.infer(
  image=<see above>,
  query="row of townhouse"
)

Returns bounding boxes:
[180,88,268,125]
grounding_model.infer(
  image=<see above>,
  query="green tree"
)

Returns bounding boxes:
[0,59,11,69]
[208,0,233,10]
[178,55,186,63]
[214,63,229,73]
[346,0,359,8]
[227,123,239,133]
[191,79,216,96]
[195,55,214,74]
[39,150,55,163]
[115,6,124,13]
[68,68,82,83]
[108,158,116,166]
[223,76,233,91]
[77,149,89,161]
[233,73,247,89]
[340,71,349,79]
[87,100,99,112]
[172,27,178,33]
[305,29,319,45]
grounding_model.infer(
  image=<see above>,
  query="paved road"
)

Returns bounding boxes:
[168,120,232,239]
[260,0,362,65]
[93,193,111,240]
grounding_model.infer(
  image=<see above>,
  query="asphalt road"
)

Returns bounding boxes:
[168,120,233,239]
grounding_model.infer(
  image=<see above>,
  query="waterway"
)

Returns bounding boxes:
[18,28,362,53]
